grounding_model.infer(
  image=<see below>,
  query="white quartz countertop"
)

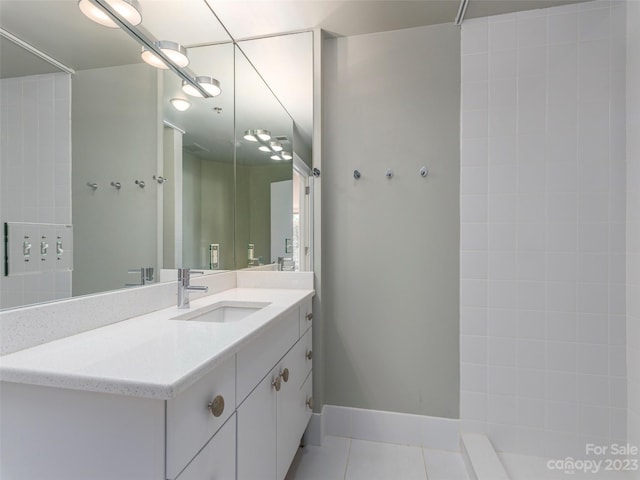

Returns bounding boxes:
[0,288,313,400]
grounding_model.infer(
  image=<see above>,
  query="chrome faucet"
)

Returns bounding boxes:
[177,268,208,309]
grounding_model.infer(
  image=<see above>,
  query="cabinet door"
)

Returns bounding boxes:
[237,369,278,480]
[276,341,312,480]
[176,414,236,480]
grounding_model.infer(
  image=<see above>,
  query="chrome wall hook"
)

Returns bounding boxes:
[385,169,394,179]
[353,170,361,180]
[135,180,145,188]
[419,166,429,177]
[87,182,98,190]
[153,175,168,184]
[110,181,121,189]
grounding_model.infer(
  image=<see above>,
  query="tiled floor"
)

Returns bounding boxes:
[285,435,470,480]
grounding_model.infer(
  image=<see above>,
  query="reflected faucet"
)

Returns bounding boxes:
[177,268,208,309]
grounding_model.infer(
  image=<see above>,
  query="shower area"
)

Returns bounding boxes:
[459,0,639,477]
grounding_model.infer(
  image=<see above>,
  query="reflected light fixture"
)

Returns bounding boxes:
[281,151,293,160]
[141,41,189,69]
[271,154,283,161]
[78,0,142,28]
[170,98,191,112]
[243,129,271,142]
[259,141,283,152]
[182,76,221,97]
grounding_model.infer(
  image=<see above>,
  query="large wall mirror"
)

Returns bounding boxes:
[0,1,313,310]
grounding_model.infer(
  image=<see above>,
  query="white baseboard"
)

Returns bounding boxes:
[316,404,460,451]
[304,413,324,446]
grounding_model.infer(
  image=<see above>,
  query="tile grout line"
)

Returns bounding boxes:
[421,446,430,480]
[343,438,352,480]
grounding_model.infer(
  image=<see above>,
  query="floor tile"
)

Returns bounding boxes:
[344,439,427,480]
[285,435,351,480]
[423,448,470,480]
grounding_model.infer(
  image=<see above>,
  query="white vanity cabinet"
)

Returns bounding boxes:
[0,294,313,480]
[237,306,314,480]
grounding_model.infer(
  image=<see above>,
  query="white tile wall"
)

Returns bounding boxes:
[460,1,628,459]
[626,0,640,475]
[0,73,72,308]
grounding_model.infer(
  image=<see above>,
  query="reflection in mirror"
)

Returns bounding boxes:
[162,43,235,271]
[234,46,294,270]
[0,0,233,309]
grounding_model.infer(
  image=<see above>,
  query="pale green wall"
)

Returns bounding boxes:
[182,151,202,268]
[72,64,159,296]
[322,23,461,418]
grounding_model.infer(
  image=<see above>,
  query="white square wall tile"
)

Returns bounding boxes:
[463,19,489,55]
[461,363,487,393]
[518,46,547,77]
[462,109,489,139]
[461,166,489,195]
[487,337,516,367]
[487,394,517,425]
[461,138,489,167]
[463,53,489,82]
[518,16,547,48]
[547,371,578,403]
[489,18,517,52]
[548,12,578,44]
[461,335,487,365]
[461,392,488,421]
[579,8,611,42]
[516,397,545,428]
[545,354,582,391]
[461,251,488,279]
[517,368,546,399]
[490,50,517,79]
[463,82,489,111]
[460,307,488,336]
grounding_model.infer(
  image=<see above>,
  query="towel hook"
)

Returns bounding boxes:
[86,182,98,190]
[110,181,121,189]
[153,175,168,184]
[353,170,361,180]
[385,169,394,179]
[135,180,145,188]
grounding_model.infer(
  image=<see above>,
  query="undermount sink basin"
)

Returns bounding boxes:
[171,301,270,323]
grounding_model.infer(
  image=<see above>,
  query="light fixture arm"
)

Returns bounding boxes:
[89,0,211,98]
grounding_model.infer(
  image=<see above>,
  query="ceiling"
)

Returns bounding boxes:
[1,0,587,162]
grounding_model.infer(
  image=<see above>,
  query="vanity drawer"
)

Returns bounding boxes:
[299,298,312,335]
[174,413,236,480]
[237,308,299,405]
[166,355,236,480]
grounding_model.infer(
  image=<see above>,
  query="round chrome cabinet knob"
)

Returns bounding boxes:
[208,395,225,417]
[306,397,314,409]
[306,350,313,360]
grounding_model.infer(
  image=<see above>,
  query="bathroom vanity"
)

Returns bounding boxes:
[0,274,314,480]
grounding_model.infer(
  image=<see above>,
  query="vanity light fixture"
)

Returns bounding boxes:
[141,41,189,69]
[243,129,271,142]
[78,0,142,28]
[170,98,191,112]
[182,76,221,97]
[258,141,283,152]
